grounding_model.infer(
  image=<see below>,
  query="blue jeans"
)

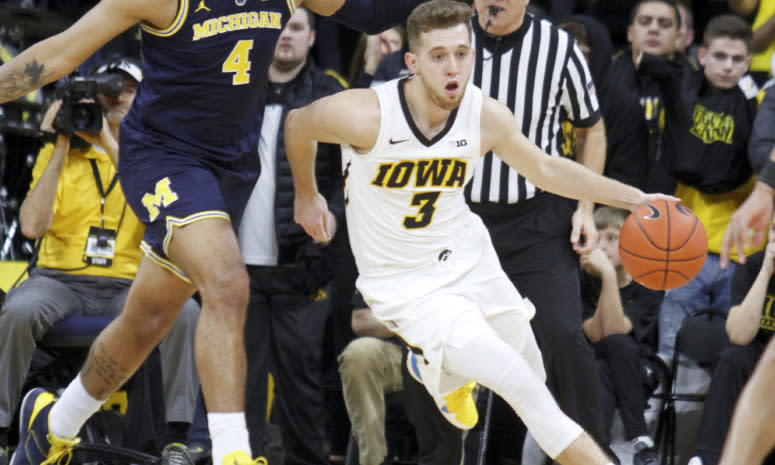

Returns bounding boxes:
[657,253,735,359]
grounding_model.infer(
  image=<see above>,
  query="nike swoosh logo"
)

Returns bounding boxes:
[643,204,661,219]
[389,138,408,145]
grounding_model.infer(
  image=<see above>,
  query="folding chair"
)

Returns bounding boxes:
[656,309,730,465]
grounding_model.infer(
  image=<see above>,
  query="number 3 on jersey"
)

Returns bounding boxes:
[403,192,440,229]
[223,40,254,85]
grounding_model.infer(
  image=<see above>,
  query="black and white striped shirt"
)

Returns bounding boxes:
[465,14,601,205]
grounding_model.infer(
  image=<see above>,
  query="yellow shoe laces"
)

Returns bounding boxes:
[39,435,80,465]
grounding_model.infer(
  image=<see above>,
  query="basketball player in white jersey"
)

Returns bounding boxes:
[285,1,677,463]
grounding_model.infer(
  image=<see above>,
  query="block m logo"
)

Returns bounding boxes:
[142,177,179,222]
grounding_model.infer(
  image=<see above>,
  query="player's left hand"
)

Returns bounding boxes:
[294,193,334,243]
[571,206,597,255]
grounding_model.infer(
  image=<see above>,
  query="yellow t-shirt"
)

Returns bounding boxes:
[30,143,144,279]
[751,0,775,74]
[675,176,764,261]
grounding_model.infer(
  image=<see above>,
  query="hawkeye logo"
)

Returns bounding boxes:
[690,103,735,145]
[192,11,282,41]
[371,158,467,189]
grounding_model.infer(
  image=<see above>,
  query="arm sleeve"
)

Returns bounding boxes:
[562,41,601,127]
[749,87,775,173]
[328,0,425,35]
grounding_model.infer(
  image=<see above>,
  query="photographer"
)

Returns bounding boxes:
[0,57,201,465]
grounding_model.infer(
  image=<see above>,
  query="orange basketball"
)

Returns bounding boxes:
[618,200,707,290]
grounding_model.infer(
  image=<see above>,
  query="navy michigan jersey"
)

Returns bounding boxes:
[122,0,295,175]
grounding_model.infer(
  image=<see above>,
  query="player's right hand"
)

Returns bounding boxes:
[721,182,774,268]
[294,193,333,243]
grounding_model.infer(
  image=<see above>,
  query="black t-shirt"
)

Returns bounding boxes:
[580,272,665,350]
[731,251,775,344]
[639,53,757,194]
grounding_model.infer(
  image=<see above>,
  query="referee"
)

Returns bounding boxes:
[465,0,610,457]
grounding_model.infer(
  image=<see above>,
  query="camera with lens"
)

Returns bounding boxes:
[52,74,125,134]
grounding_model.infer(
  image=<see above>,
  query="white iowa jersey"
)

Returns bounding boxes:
[342,78,483,277]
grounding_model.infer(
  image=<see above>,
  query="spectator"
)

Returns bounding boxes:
[608,0,683,195]
[237,7,345,465]
[348,26,405,89]
[675,0,698,61]
[559,16,651,190]
[337,297,402,465]
[748,83,775,172]
[0,57,200,465]
[579,206,664,465]
[634,14,763,358]
[729,0,775,85]
[686,219,775,465]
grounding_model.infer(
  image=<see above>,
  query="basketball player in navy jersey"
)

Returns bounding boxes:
[0,1,425,465]
[285,1,677,464]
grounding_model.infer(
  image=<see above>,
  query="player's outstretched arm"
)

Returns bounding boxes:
[285,89,379,242]
[0,0,168,104]
[482,97,678,212]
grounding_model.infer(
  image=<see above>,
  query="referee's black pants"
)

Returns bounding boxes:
[244,265,330,465]
[470,194,609,450]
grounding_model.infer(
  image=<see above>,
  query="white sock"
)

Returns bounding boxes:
[208,412,251,465]
[49,375,104,439]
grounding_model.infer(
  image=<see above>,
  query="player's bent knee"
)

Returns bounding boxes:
[199,265,250,312]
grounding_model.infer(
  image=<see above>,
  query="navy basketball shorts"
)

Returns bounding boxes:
[119,147,256,282]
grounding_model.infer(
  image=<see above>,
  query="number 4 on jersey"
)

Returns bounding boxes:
[223,40,254,85]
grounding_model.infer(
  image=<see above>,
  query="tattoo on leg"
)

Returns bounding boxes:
[0,60,51,102]
[81,342,130,399]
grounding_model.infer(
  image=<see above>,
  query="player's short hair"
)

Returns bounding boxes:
[703,14,752,52]
[407,0,472,53]
[629,0,680,29]
[594,206,629,231]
